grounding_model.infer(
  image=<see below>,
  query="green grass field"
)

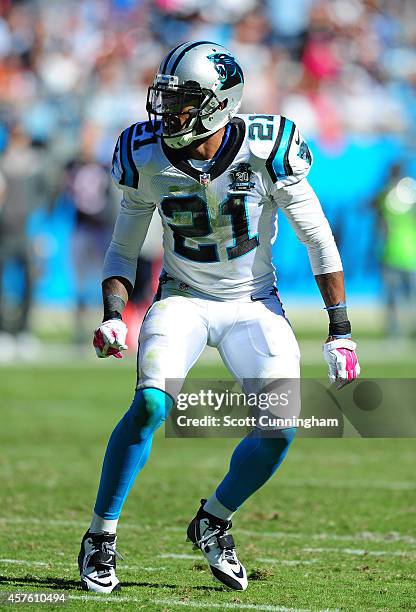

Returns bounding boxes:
[1,357,415,611]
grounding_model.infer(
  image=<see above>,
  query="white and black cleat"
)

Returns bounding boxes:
[78,530,122,593]
[187,499,248,591]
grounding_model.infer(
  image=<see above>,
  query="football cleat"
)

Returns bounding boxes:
[187,499,247,591]
[78,530,122,593]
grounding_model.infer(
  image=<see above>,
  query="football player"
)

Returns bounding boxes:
[78,41,360,593]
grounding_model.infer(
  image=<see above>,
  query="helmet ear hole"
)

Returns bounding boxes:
[219,99,228,111]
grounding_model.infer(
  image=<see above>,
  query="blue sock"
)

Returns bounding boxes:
[215,427,296,512]
[94,388,173,520]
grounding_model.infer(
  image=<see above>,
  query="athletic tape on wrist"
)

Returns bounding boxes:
[324,302,352,337]
[103,294,126,322]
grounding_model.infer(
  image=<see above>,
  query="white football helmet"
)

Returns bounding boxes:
[146,41,244,149]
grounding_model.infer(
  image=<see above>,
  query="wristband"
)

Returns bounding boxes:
[324,302,352,338]
[103,294,126,322]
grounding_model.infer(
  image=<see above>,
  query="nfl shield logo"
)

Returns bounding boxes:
[199,173,211,186]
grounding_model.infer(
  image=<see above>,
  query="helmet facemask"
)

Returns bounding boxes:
[146,74,224,149]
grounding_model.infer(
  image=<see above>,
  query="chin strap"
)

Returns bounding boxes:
[164,130,196,149]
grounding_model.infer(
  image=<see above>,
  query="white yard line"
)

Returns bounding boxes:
[158,545,414,561]
[154,600,338,612]
[159,554,319,566]
[159,553,205,560]
[237,529,416,544]
[68,594,337,612]
[0,517,148,531]
[0,555,317,569]
[286,479,416,491]
[0,559,49,567]
[306,531,416,544]
[302,547,413,557]
[167,526,416,546]
[0,559,165,572]
[0,517,90,527]
[123,565,166,572]
[1,516,415,546]
[2,542,411,574]
[257,558,318,566]
[160,553,319,566]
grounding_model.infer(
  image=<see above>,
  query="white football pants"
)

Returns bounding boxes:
[137,282,300,399]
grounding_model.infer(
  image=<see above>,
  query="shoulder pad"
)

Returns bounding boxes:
[240,114,313,186]
[111,120,162,190]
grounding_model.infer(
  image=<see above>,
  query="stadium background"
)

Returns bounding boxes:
[0,1,415,610]
[1,0,416,329]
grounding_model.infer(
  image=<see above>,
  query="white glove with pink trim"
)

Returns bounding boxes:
[323,338,360,388]
[93,319,128,359]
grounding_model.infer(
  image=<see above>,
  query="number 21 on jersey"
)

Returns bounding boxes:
[161,195,259,264]
[160,115,276,264]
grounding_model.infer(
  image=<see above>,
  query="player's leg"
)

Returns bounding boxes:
[93,296,208,521]
[80,295,208,593]
[187,295,299,590]
[210,296,300,514]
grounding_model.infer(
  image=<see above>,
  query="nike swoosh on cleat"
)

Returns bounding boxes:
[231,566,244,578]
[84,576,112,588]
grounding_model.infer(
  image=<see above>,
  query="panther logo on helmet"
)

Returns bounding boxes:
[207,53,244,91]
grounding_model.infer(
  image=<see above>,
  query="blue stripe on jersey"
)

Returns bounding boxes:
[119,125,139,189]
[270,118,295,181]
[209,122,232,169]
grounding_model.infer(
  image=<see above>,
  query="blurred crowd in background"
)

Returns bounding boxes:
[0,0,416,348]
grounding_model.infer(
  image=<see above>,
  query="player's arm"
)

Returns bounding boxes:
[277,178,360,387]
[316,272,360,388]
[94,190,156,359]
[315,270,345,306]
[315,270,349,339]
[94,128,156,359]
[263,119,359,387]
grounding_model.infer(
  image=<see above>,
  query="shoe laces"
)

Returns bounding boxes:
[223,547,238,565]
[197,521,238,565]
[101,540,125,562]
[88,535,124,573]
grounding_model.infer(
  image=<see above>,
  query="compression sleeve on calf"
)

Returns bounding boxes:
[277,179,343,275]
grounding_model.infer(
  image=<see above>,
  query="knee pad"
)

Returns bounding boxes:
[129,388,173,438]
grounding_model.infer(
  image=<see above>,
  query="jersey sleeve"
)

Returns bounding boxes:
[111,125,140,191]
[103,190,156,286]
[103,127,156,286]
[250,115,340,274]
[264,117,313,190]
[276,179,343,275]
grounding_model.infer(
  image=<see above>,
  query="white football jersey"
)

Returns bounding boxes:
[104,114,341,299]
